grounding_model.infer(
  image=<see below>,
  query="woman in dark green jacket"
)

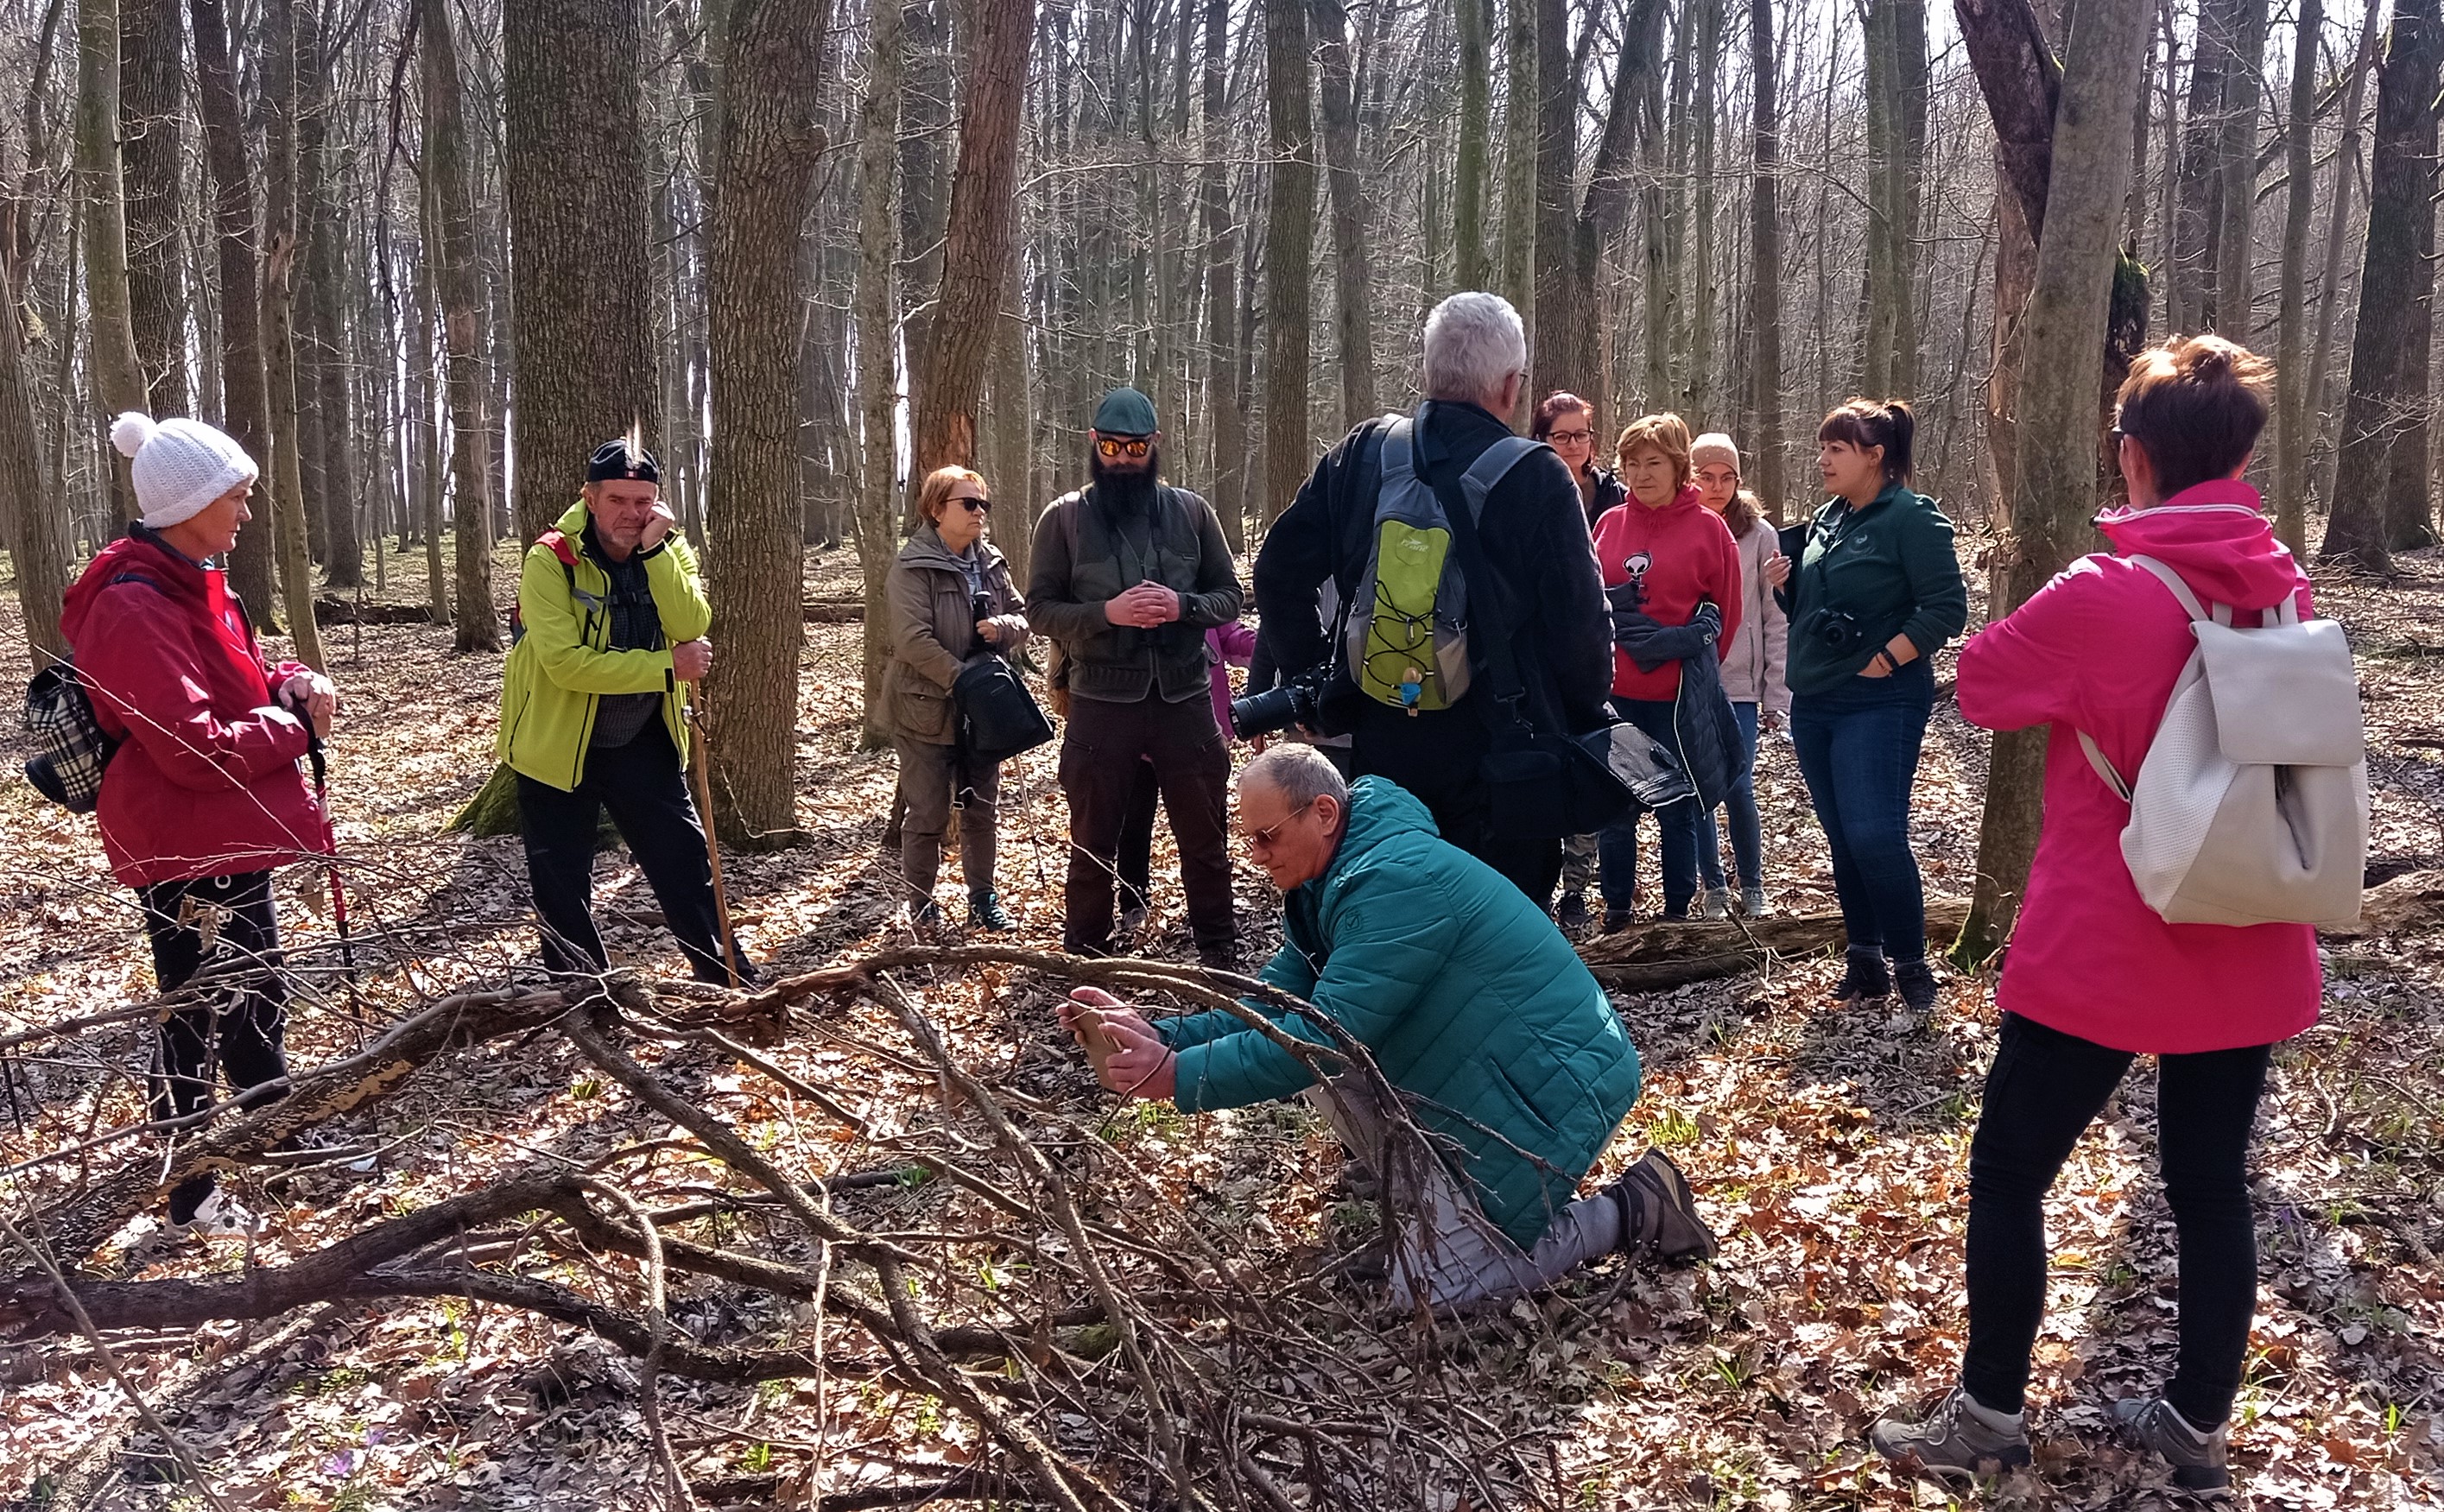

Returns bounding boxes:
[1777,400,1968,1014]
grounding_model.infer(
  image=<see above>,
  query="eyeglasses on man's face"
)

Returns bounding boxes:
[1239,797,1315,851]
[1096,436,1152,459]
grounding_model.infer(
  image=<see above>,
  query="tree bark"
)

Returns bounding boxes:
[0,281,67,666]
[74,0,149,521]
[852,0,904,748]
[2272,0,2321,557]
[260,0,326,671]
[1530,0,1581,406]
[703,0,829,842]
[2210,0,2270,332]
[1953,0,2155,964]
[2173,0,2238,326]
[909,0,1033,479]
[2324,0,2442,573]
[422,0,501,654]
[1498,0,1535,421]
[1199,0,1246,548]
[1454,0,1491,290]
[120,0,187,416]
[504,0,662,540]
[1260,0,1314,525]
[1749,0,1783,512]
[1316,0,1377,430]
[2311,0,2383,515]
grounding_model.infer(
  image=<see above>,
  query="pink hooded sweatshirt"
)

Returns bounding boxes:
[1956,480,2322,1054]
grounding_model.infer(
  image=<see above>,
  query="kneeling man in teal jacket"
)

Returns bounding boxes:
[1063,744,1717,1310]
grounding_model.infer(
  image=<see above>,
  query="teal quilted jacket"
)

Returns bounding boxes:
[1156,777,1643,1249]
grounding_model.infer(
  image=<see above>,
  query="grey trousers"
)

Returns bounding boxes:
[1307,1081,1624,1311]
[894,737,999,905]
[1561,832,1599,894]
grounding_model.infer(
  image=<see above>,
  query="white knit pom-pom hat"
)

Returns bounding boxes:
[110,412,260,530]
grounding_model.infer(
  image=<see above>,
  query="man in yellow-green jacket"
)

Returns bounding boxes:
[497,437,746,984]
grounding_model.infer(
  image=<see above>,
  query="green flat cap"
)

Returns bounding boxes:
[1092,386,1158,436]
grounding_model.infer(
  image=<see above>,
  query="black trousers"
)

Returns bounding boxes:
[516,721,740,985]
[1057,693,1235,955]
[138,870,291,1223]
[1349,700,1561,908]
[1964,1012,2275,1427]
[1117,757,1160,914]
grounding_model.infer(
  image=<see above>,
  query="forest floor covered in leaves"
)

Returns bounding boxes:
[0,534,2441,1511]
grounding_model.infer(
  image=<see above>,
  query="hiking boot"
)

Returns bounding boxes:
[1871,1386,2033,1484]
[1700,887,1733,920]
[1739,885,1769,918]
[967,890,1014,931]
[911,901,945,930]
[1831,946,1891,1004]
[1118,902,1149,936]
[171,1189,267,1244]
[1196,941,1243,974]
[2112,1396,2231,1491]
[1555,891,1592,935]
[1894,956,1941,1016]
[1609,1148,1718,1264]
[1600,908,1637,935]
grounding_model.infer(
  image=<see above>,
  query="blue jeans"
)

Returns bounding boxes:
[1699,701,1764,892]
[1599,697,1701,917]
[1789,665,1934,960]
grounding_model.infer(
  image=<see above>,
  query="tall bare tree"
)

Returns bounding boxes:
[119,0,186,415]
[1749,0,1784,512]
[422,0,501,654]
[74,0,148,518]
[1316,0,1377,429]
[192,0,278,617]
[1259,0,1314,524]
[1453,0,1491,290]
[2273,0,2321,556]
[261,0,326,669]
[852,0,903,746]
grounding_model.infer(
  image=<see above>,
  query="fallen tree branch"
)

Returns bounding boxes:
[1576,900,1974,991]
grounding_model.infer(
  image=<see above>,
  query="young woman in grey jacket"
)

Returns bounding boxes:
[1690,433,1790,919]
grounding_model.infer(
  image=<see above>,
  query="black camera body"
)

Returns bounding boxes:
[1231,661,1330,740]
[1808,607,1866,652]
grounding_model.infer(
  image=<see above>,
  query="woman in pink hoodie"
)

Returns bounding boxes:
[1873,337,2317,1493]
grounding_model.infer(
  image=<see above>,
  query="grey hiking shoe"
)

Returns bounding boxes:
[1611,1148,1718,1264]
[1739,885,1769,918]
[2112,1396,2230,1491]
[1871,1386,2033,1484]
[1700,887,1734,920]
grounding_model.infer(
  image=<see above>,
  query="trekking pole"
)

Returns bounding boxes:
[683,687,744,990]
[305,731,364,1044]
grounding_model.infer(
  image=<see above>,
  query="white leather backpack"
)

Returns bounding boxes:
[2078,555,2367,929]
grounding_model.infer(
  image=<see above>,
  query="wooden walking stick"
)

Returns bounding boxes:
[683,687,744,989]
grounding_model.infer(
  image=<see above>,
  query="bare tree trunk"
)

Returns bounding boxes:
[852,0,903,748]
[2325,0,2441,573]
[2212,0,2270,334]
[504,0,661,540]
[2273,0,2321,556]
[1954,0,2153,963]
[909,0,1033,478]
[120,0,187,416]
[1498,0,1535,423]
[0,280,67,666]
[1199,0,1245,548]
[260,0,326,670]
[422,0,501,654]
[984,252,1035,583]
[703,0,829,841]
[301,5,360,588]
[75,0,148,519]
[2173,0,2238,326]
[1454,0,1490,290]
[1316,0,1377,429]
[1749,0,1783,513]
[1530,0,1580,405]
[1260,0,1314,524]
[2311,0,2383,513]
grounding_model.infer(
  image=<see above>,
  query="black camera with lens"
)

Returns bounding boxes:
[1807,607,1866,653]
[1231,661,1331,740]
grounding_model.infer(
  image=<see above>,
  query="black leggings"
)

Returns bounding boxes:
[138,870,292,1223]
[1964,1012,2273,1427]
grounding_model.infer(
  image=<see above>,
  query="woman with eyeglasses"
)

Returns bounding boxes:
[883,465,1032,929]
[1532,391,1627,529]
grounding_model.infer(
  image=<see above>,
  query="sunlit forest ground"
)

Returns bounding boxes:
[0,528,2439,1510]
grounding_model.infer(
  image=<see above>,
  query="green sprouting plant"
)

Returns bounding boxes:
[739,1442,776,1474]
[1649,1105,1700,1148]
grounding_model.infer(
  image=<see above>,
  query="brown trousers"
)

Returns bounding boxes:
[894,737,1000,905]
[1057,692,1235,953]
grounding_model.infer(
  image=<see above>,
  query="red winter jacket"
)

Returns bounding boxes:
[1590,484,1743,700]
[1955,481,2321,1054]
[59,530,327,888]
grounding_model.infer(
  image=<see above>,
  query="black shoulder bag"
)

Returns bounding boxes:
[1431,460,1646,838]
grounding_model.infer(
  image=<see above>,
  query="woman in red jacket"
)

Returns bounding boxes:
[1873,338,2314,1492]
[60,413,339,1239]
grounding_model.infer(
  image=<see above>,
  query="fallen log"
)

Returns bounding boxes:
[1577,899,1973,993]
[805,598,864,623]
[313,597,440,625]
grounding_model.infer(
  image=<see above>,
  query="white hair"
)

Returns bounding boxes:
[1238,743,1349,815]
[1421,292,1528,405]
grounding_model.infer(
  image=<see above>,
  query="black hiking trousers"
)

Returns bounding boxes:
[138,870,292,1224]
[1963,1011,2275,1428]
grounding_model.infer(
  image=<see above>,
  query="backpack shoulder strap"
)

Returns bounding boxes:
[1457,436,1549,523]
[1379,416,1415,484]
[1053,489,1085,564]
[2078,731,2133,803]
[2123,553,2230,627]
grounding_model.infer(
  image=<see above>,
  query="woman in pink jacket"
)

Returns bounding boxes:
[1873,337,2316,1493]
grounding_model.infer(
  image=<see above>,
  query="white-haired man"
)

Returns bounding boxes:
[1250,292,1611,906]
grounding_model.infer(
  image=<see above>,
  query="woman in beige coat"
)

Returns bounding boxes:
[883,465,1031,927]
[1690,433,1790,920]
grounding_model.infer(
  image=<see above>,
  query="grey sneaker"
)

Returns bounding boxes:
[1871,1386,2033,1484]
[1739,886,1768,918]
[1700,887,1733,920]
[2112,1396,2230,1491]
[1610,1148,1718,1263]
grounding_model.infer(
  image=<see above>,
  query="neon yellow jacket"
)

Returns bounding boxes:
[496,497,713,791]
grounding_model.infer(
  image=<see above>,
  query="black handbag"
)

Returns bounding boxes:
[953,655,1054,764]
[1430,458,1640,838]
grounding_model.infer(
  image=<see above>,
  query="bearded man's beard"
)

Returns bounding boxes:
[1089,446,1161,512]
